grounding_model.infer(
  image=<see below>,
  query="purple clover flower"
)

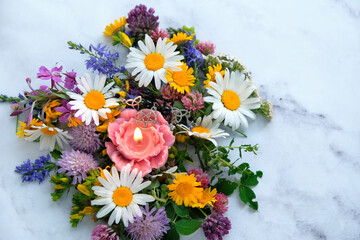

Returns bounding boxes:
[15,154,52,183]
[125,205,170,240]
[91,225,119,240]
[127,4,159,40]
[202,213,231,240]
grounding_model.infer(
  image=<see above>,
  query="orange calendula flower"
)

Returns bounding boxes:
[165,62,195,94]
[167,32,195,45]
[44,100,62,123]
[96,106,124,133]
[193,187,217,208]
[204,64,225,88]
[167,173,203,207]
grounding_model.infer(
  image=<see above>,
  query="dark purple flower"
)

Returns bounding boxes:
[37,65,63,83]
[125,205,170,240]
[15,154,52,183]
[127,4,159,40]
[202,213,231,240]
[64,72,77,90]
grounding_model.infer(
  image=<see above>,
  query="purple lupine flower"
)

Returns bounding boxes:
[188,168,210,188]
[56,150,98,184]
[85,44,120,77]
[15,154,52,183]
[202,213,231,240]
[64,72,77,90]
[37,66,63,82]
[55,99,81,123]
[68,122,102,154]
[125,205,170,240]
[181,92,204,113]
[91,225,119,240]
[127,4,159,40]
[184,40,204,68]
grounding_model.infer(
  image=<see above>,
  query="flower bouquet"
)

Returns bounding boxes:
[2,4,273,240]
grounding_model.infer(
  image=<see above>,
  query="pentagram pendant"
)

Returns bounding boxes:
[135,109,157,129]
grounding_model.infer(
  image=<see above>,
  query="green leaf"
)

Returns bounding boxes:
[164,224,180,240]
[204,105,212,115]
[172,201,190,218]
[175,219,202,235]
[215,179,238,196]
[241,170,262,187]
[173,100,185,109]
[239,185,258,210]
[50,149,62,160]
[165,203,175,220]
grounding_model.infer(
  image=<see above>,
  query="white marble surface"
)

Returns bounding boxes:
[1,0,360,239]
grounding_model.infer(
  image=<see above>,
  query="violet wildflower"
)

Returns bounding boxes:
[127,4,159,41]
[37,65,63,83]
[55,99,82,127]
[15,154,53,183]
[86,44,120,77]
[56,150,98,184]
[184,40,204,68]
[213,193,229,214]
[202,213,231,240]
[64,71,77,90]
[91,224,119,240]
[187,168,210,188]
[150,28,169,43]
[181,92,204,113]
[68,122,102,154]
[196,41,216,55]
[161,84,183,101]
[10,103,24,116]
[125,205,170,240]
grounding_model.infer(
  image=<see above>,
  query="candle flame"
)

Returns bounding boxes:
[134,127,143,143]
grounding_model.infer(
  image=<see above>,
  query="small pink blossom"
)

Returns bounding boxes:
[150,28,169,43]
[213,193,229,214]
[161,84,183,101]
[196,41,216,55]
[106,109,175,175]
[181,92,204,113]
[187,168,210,188]
[37,65,63,83]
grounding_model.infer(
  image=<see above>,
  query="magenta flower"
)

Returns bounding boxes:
[91,225,119,240]
[196,41,216,55]
[55,99,81,123]
[64,71,77,90]
[187,168,210,188]
[150,28,169,43]
[181,92,204,113]
[10,103,24,117]
[213,193,229,214]
[37,65,63,83]
[161,84,183,101]
[202,213,231,240]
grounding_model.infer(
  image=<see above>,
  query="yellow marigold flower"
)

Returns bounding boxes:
[96,106,124,133]
[193,187,217,208]
[167,32,195,45]
[16,118,43,139]
[204,64,225,88]
[104,17,126,36]
[165,62,195,94]
[77,184,91,196]
[93,166,110,186]
[119,32,132,47]
[44,100,62,123]
[79,206,95,215]
[167,173,203,207]
[176,133,189,143]
[68,116,83,127]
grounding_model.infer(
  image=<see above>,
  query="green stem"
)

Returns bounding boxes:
[199,208,208,217]
[16,116,19,133]
[196,150,206,170]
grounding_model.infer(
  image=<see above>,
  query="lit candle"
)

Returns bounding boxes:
[133,127,143,143]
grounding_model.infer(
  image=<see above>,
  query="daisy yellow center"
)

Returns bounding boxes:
[41,127,58,136]
[172,71,190,87]
[113,187,133,207]
[191,126,210,134]
[144,53,165,71]
[84,91,106,110]
[221,90,240,110]
[177,182,194,196]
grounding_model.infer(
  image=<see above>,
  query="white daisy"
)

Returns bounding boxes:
[67,74,119,126]
[179,115,229,146]
[91,164,155,227]
[125,34,184,90]
[204,69,261,129]
[24,124,73,151]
